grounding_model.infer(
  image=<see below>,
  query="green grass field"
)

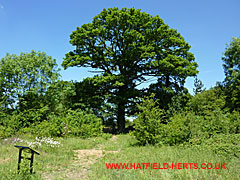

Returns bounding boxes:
[0,134,239,180]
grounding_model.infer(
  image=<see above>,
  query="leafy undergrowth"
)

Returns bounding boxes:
[0,134,239,180]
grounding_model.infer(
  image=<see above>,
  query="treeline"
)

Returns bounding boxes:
[0,51,99,138]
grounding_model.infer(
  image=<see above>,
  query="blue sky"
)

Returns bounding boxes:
[0,0,239,93]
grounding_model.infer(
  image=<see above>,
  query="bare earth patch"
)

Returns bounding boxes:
[0,158,10,164]
[43,136,119,180]
[71,149,118,179]
[110,135,118,143]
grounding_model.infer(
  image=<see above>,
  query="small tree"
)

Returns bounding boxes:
[193,76,205,95]
[132,94,165,145]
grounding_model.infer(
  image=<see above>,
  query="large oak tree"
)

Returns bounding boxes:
[62,7,198,132]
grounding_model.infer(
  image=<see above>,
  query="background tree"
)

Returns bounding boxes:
[187,87,226,116]
[193,76,205,95]
[222,37,240,111]
[62,7,198,132]
[44,80,76,114]
[0,51,60,111]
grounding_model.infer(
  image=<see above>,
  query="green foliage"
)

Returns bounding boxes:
[132,93,239,146]
[190,134,240,158]
[193,76,205,95]
[187,88,225,115]
[164,113,191,145]
[34,117,64,137]
[34,110,103,138]
[229,111,240,133]
[72,76,110,118]
[0,112,12,138]
[45,80,76,114]
[62,7,198,132]
[222,37,240,111]
[0,108,103,139]
[0,125,13,139]
[63,109,103,137]
[165,89,191,117]
[101,133,113,140]
[164,110,239,146]
[0,107,49,138]
[0,50,60,110]
[132,95,165,145]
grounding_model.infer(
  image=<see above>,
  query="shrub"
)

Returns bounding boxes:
[164,113,191,145]
[101,133,113,140]
[229,111,240,134]
[166,110,238,145]
[0,125,14,139]
[34,117,64,137]
[187,88,226,115]
[0,112,15,138]
[132,95,165,145]
[190,134,240,158]
[63,109,103,137]
[34,109,103,138]
[132,94,240,146]
[0,107,49,138]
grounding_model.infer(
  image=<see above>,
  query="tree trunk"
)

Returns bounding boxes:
[117,101,126,133]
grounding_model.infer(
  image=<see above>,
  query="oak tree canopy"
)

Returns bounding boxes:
[62,7,198,132]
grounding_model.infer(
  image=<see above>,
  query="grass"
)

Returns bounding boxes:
[0,134,239,180]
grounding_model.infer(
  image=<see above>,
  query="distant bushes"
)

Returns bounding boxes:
[164,110,239,145]
[187,88,226,115]
[0,109,102,139]
[189,134,240,158]
[132,93,240,151]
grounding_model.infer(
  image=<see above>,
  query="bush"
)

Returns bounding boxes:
[190,134,240,158]
[0,112,15,138]
[132,95,165,145]
[132,94,240,147]
[63,109,103,137]
[163,113,191,145]
[0,125,14,139]
[229,111,240,134]
[34,117,64,137]
[187,88,226,115]
[0,107,49,138]
[101,133,113,140]
[34,109,103,138]
[166,110,239,145]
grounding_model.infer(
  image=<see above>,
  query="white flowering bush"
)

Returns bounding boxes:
[25,137,61,148]
[31,137,61,148]
[4,136,61,148]
[2,137,24,144]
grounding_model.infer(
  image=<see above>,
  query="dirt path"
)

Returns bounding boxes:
[0,158,9,164]
[43,136,119,180]
[72,149,118,179]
